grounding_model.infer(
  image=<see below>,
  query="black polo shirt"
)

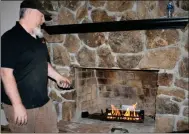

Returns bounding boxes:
[1,22,50,109]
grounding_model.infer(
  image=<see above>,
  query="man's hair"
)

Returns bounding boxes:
[19,8,28,19]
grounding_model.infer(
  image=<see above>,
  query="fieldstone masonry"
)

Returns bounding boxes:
[42,0,188,133]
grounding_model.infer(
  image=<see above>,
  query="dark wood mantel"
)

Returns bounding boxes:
[42,17,189,35]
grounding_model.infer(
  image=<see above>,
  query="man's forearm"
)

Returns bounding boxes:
[1,70,22,105]
[47,63,61,81]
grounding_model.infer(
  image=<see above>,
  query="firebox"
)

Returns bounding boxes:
[74,67,159,124]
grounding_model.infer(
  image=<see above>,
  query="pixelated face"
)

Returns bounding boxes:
[27,8,45,28]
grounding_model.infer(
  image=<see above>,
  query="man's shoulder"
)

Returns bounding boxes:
[1,25,18,41]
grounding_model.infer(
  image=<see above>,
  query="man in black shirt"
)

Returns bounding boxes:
[1,0,70,133]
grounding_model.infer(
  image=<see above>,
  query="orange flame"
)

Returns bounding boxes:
[124,108,130,116]
[133,102,137,117]
[123,102,137,117]
[111,105,121,116]
[109,102,138,118]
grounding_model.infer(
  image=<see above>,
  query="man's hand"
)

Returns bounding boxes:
[48,63,71,89]
[13,103,27,125]
[56,76,71,88]
[1,68,27,125]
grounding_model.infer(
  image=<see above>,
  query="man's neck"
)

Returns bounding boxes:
[19,19,35,36]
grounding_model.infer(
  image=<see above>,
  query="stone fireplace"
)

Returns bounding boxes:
[40,0,188,133]
[0,0,188,133]
[71,67,159,132]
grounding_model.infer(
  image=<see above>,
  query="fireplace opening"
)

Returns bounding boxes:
[74,67,159,132]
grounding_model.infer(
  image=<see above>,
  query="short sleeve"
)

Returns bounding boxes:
[1,35,19,69]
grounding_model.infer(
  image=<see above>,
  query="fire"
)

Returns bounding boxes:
[123,102,137,117]
[111,105,121,116]
[107,102,140,121]
[133,102,137,117]
[124,108,130,116]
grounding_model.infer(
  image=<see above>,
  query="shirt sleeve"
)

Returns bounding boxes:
[1,35,19,69]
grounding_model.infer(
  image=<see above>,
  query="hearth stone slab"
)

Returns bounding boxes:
[58,120,113,133]
[73,116,155,133]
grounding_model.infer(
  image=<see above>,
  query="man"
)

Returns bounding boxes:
[1,0,70,133]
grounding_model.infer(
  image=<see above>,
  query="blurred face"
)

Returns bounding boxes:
[27,9,45,28]
[25,9,45,37]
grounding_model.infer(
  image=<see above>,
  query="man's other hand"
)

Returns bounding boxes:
[56,76,71,88]
[13,103,27,125]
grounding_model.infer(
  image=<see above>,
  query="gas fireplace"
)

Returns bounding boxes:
[105,104,144,122]
[74,67,159,132]
[81,103,144,123]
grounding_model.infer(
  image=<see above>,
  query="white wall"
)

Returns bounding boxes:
[1,1,23,125]
[1,1,22,36]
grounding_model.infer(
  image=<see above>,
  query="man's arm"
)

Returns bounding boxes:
[1,68,22,105]
[47,63,70,88]
[47,63,61,81]
[1,68,27,125]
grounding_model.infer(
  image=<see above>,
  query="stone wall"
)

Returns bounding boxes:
[43,0,189,132]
